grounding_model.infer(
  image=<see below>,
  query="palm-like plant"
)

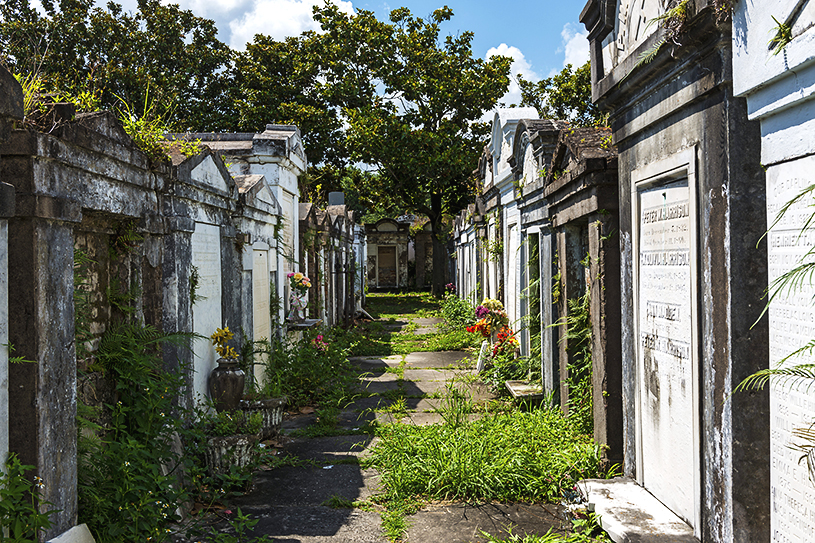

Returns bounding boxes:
[737,183,815,483]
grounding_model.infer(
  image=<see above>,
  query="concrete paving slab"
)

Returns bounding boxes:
[283,435,374,462]
[412,318,445,326]
[239,506,386,543]
[404,351,474,368]
[358,379,403,395]
[579,477,698,543]
[350,355,403,370]
[402,368,458,381]
[406,502,570,543]
[237,463,378,507]
[411,398,442,412]
[361,371,400,383]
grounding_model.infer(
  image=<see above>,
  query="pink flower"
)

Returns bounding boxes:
[316,335,323,341]
[287,272,295,278]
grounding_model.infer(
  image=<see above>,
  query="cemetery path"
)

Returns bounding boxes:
[220,315,571,542]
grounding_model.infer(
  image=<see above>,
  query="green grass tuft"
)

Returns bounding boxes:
[364,407,605,504]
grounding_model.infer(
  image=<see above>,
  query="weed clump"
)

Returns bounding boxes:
[365,405,605,504]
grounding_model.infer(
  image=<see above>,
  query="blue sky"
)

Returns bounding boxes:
[70,0,589,105]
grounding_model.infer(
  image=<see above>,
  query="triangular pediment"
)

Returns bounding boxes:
[615,0,668,60]
[191,154,231,194]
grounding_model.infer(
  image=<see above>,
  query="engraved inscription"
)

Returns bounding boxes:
[766,157,815,541]
[637,179,695,525]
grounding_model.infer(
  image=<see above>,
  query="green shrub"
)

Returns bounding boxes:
[78,324,195,543]
[0,454,54,542]
[439,293,475,332]
[199,410,263,437]
[562,291,593,436]
[261,327,355,408]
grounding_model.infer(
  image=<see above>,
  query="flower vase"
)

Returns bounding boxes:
[208,358,245,412]
[288,290,307,322]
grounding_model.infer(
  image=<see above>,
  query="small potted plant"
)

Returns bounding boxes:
[208,326,245,412]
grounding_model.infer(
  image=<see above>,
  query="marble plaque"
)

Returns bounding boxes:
[636,179,695,525]
[766,156,815,541]
[191,223,222,405]
[252,250,271,386]
[0,221,9,461]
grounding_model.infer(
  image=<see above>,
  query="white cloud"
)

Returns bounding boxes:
[560,23,589,68]
[486,43,540,108]
[228,0,354,50]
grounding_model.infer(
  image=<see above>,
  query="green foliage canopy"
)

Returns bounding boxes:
[517,62,605,127]
[0,0,232,130]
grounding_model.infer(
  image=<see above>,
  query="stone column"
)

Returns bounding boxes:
[6,178,81,538]
[589,213,623,467]
[162,216,195,410]
[0,65,23,477]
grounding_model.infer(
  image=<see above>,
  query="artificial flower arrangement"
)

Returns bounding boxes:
[466,298,509,339]
[287,271,311,294]
[211,326,238,359]
[492,326,519,357]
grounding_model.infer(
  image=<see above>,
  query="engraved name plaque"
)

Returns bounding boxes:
[637,179,695,525]
[766,156,815,541]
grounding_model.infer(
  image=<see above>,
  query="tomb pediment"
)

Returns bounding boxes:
[234,173,281,215]
[186,153,235,195]
[615,0,667,62]
[376,219,399,232]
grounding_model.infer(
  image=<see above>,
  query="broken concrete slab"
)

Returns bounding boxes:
[579,477,698,543]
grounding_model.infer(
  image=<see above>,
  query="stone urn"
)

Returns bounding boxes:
[208,358,245,412]
[204,434,259,477]
[240,397,287,440]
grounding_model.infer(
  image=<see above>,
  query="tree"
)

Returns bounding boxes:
[312,4,512,296]
[230,34,346,167]
[517,62,606,127]
[0,0,232,130]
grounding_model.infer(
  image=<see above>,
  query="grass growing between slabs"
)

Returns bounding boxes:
[340,292,483,356]
[365,291,440,319]
[362,385,612,541]
[365,407,605,503]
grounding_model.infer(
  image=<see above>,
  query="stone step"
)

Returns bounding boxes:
[578,477,699,543]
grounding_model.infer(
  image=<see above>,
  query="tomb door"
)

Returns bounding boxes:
[766,156,815,538]
[252,249,271,387]
[632,152,700,532]
[191,223,223,405]
[507,224,519,325]
[378,246,397,287]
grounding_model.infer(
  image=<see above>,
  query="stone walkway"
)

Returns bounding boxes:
[223,343,572,543]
